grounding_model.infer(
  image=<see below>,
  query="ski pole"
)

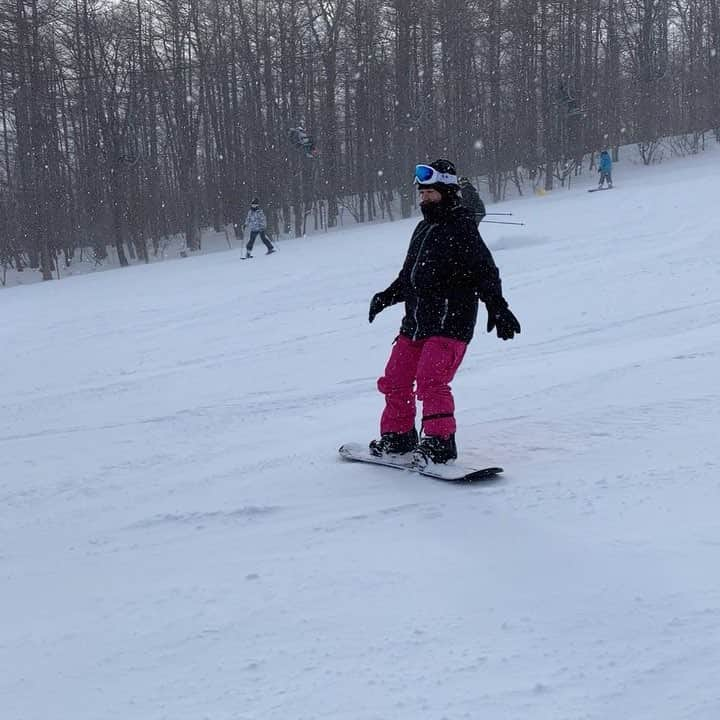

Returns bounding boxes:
[482,219,525,226]
[485,212,514,216]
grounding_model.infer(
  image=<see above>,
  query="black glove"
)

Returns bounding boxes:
[369,291,391,323]
[486,297,521,340]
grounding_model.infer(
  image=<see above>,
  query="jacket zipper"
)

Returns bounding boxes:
[440,298,449,330]
[410,224,433,287]
[410,224,434,340]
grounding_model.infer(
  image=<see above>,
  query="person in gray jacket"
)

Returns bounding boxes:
[244,199,275,257]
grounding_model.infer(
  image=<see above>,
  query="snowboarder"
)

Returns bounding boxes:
[288,126,318,158]
[367,159,521,464]
[598,150,613,188]
[458,176,486,224]
[244,198,275,257]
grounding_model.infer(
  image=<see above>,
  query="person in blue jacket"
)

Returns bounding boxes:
[598,150,613,189]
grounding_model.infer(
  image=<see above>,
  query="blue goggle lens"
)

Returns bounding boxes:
[415,165,435,183]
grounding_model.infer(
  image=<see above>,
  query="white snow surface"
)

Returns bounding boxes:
[3,151,720,720]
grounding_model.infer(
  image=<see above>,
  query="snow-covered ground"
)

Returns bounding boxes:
[2,149,720,719]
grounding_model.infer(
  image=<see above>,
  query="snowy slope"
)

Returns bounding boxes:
[2,151,720,720]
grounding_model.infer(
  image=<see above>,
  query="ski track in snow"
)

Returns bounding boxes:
[2,149,720,719]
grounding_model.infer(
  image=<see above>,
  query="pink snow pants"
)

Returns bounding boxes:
[377,334,468,437]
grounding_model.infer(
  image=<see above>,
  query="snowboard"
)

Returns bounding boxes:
[588,186,614,192]
[338,442,503,483]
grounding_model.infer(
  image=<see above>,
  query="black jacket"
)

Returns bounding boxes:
[381,202,503,343]
[459,182,486,222]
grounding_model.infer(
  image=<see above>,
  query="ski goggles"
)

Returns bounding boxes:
[414,164,458,186]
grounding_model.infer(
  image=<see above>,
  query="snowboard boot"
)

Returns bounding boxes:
[413,433,457,465]
[266,247,276,255]
[369,428,418,457]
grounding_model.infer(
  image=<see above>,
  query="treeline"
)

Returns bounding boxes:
[1,0,719,280]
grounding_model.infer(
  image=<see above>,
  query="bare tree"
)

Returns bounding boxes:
[1,0,717,281]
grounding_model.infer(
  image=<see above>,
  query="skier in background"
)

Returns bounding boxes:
[458,176,486,224]
[244,198,275,257]
[598,150,613,189]
[367,159,521,465]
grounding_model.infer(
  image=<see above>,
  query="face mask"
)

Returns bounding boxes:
[420,200,447,222]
